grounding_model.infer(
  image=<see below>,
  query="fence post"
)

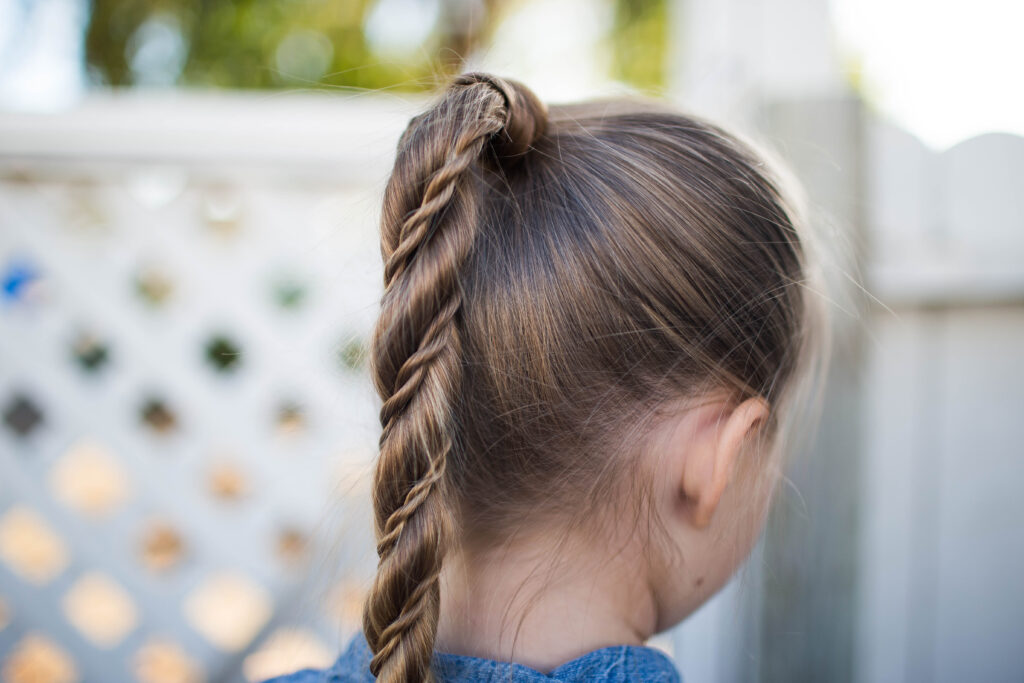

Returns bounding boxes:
[752,93,868,683]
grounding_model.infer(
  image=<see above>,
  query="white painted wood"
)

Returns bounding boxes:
[857,118,1024,683]
[0,95,410,682]
[865,118,937,258]
[866,121,1024,305]
[668,0,844,122]
[0,91,422,180]
[854,309,936,683]
[944,133,1024,261]
[932,308,1024,683]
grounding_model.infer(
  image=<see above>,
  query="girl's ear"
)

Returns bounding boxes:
[681,397,769,528]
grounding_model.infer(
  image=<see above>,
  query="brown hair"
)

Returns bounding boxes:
[362,72,828,682]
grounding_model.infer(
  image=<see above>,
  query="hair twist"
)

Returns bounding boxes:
[363,74,547,682]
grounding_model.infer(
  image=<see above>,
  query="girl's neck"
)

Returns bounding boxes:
[435,530,659,673]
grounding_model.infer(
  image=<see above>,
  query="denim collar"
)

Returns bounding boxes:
[315,630,682,682]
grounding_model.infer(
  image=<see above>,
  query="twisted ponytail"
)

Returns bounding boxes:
[363,73,547,682]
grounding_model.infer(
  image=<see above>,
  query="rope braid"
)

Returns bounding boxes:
[363,73,547,683]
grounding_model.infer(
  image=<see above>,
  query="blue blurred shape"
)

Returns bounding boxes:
[2,258,40,302]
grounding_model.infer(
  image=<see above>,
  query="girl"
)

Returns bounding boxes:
[272,72,828,682]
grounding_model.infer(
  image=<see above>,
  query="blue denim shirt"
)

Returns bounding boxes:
[264,631,681,682]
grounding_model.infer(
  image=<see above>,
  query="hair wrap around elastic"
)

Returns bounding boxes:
[452,72,548,160]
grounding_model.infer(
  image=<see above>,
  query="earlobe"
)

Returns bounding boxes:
[688,397,769,529]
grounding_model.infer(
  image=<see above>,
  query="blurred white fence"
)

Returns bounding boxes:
[0,92,419,683]
[1,92,1022,683]
[673,98,1024,683]
[855,122,1024,683]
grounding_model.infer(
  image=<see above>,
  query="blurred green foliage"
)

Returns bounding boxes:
[85,0,485,91]
[610,0,668,93]
[84,0,669,92]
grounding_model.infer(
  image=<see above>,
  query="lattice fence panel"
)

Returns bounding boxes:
[0,153,388,683]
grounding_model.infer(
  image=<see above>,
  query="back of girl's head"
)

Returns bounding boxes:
[363,73,828,682]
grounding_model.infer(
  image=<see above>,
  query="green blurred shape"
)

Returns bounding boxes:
[72,331,111,373]
[205,334,243,373]
[272,278,306,310]
[85,0,468,91]
[84,0,669,92]
[337,336,366,372]
[610,0,668,92]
